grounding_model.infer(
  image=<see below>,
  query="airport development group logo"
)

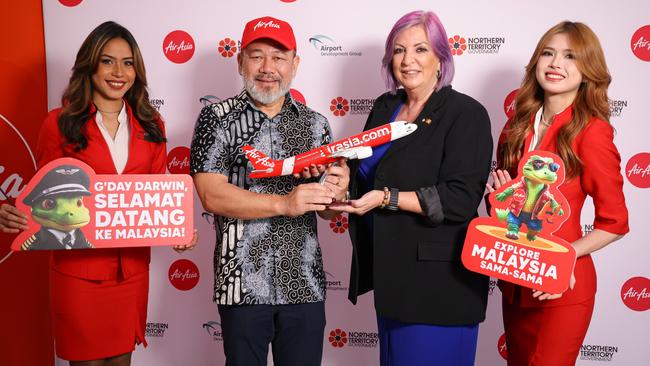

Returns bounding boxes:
[329,214,348,234]
[218,38,238,58]
[449,34,506,56]
[630,25,650,61]
[163,30,195,64]
[203,321,224,342]
[309,35,362,57]
[168,259,200,291]
[620,276,650,311]
[167,146,190,175]
[145,322,169,338]
[328,328,378,348]
[625,153,650,188]
[580,344,620,362]
[325,271,348,291]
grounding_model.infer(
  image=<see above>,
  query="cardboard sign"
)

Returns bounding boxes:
[461,151,576,293]
[11,158,194,251]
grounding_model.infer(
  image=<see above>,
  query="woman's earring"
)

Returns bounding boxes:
[436,69,441,80]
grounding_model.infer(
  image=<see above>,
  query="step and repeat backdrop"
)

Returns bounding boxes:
[26,0,650,364]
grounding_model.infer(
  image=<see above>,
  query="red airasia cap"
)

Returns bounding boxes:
[241,16,296,51]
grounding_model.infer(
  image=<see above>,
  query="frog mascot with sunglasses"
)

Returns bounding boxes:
[495,155,564,241]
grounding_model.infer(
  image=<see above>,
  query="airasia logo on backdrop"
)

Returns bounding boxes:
[625,152,650,188]
[497,333,508,359]
[163,30,195,64]
[503,89,518,119]
[168,259,200,291]
[0,114,37,264]
[167,146,190,174]
[630,25,650,61]
[290,89,306,105]
[621,277,650,311]
[58,0,83,6]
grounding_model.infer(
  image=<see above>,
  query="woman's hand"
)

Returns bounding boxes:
[486,169,512,194]
[173,229,198,254]
[321,159,350,202]
[531,271,576,301]
[328,189,384,216]
[0,204,29,234]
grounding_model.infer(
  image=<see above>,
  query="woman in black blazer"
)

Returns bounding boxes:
[332,10,493,366]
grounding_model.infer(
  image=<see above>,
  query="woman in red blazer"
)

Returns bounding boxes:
[0,21,194,366]
[489,21,629,366]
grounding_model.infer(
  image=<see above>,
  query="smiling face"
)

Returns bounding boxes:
[238,39,299,106]
[91,37,136,108]
[535,33,583,102]
[391,25,440,95]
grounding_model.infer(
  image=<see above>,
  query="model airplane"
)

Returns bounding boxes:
[242,121,417,178]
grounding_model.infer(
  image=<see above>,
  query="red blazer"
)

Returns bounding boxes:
[35,103,167,281]
[498,106,629,307]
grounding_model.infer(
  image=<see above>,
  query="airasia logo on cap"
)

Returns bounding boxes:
[625,152,650,188]
[621,277,650,311]
[59,0,83,6]
[168,259,200,291]
[497,333,508,360]
[631,25,650,61]
[253,20,281,31]
[167,146,190,174]
[0,114,37,264]
[503,89,518,119]
[163,30,195,64]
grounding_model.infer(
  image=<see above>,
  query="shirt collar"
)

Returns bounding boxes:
[94,101,128,125]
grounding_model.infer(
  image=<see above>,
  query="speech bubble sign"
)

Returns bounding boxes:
[11,157,194,251]
[462,150,576,293]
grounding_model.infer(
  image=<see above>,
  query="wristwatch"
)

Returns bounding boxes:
[386,188,399,211]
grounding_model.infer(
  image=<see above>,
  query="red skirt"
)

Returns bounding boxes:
[502,294,594,366]
[50,268,149,361]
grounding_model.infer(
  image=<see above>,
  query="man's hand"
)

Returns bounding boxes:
[281,183,335,217]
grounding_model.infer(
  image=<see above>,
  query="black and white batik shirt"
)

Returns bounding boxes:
[190,90,332,305]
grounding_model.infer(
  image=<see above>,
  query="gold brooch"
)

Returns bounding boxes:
[421,118,432,125]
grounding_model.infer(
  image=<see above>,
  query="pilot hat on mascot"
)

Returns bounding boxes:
[23,165,92,207]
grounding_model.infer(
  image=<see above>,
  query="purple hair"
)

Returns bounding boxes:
[381,10,454,93]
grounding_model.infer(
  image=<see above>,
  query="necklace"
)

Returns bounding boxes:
[540,111,552,127]
[97,108,120,114]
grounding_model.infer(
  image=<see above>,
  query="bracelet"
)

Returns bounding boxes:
[386,188,399,211]
[380,187,390,208]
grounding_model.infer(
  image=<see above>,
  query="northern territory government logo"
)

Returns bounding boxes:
[309,35,362,57]
[609,98,628,118]
[329,96,375,117]
[328,328,378,348]
[580,344,619,362]
[145,322,169,338]
[449,34,506,55]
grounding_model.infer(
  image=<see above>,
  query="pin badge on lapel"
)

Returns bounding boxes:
[421,118,432,125]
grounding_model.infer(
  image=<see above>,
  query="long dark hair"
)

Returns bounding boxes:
[498,21,611,179]
[58,21,165,150]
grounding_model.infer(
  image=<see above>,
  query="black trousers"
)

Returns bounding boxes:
[217,301,326,366]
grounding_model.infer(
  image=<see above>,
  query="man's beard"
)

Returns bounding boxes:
[242,72,291,105]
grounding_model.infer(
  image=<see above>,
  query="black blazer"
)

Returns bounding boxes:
[347,86,493,325]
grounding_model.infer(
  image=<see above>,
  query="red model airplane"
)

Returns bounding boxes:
[242,121,417,178]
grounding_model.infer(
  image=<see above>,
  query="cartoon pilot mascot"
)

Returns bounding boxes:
[21,164,94,250]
